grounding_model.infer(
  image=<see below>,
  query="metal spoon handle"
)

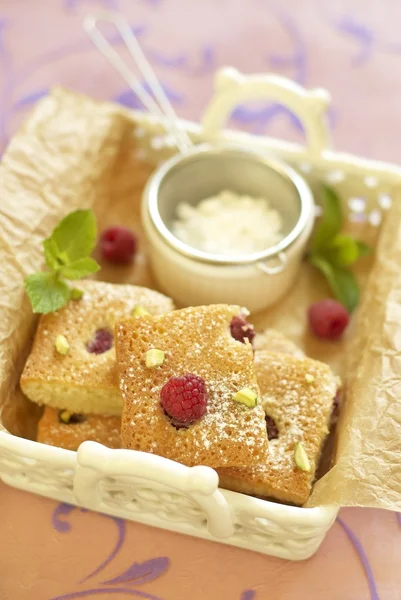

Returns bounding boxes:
[84,11,192,155]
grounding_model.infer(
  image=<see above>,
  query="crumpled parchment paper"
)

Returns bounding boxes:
[0,88,399,510]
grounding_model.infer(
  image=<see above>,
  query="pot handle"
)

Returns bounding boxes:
[201,67,332,156]
[257,251,287,275]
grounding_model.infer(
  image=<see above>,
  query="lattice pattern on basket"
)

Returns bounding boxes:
[236,514,325,538]
[98,476,208,528]
[0,447,75,495]
[227,507,337,558]
[95,471,327,557]
[295,163,394,225]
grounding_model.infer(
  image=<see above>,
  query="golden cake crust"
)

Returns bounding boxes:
[116,305,268,468]
[218,350,337,505]
[37,406,121,450]
[21,280,174,415]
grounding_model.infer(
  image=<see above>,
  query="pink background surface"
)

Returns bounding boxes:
[1,1,401,599]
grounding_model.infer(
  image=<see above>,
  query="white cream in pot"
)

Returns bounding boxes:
[142,145,315,313]
[172,190,283,256]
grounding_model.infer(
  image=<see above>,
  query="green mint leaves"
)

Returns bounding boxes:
[24,273,71,314]
[308,185,371,313]
[25,209,100,314]
[311,185,343,250]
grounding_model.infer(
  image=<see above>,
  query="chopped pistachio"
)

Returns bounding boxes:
[305,374,314,384]
[131,305,150,317]
[55,334,70,355]
[59,410,71,424]
[145,348,165,368]
[233,387,258,408]
[294,442,311,472]
[71,288,84,300]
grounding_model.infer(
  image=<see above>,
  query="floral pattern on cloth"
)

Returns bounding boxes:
[0,0,401,598]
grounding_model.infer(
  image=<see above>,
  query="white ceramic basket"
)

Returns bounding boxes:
[1,69,401,561]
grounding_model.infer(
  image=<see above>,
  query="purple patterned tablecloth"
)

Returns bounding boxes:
[1,1,401,599]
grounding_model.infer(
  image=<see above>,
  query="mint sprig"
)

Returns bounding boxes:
[308,185,371,313]
[25,209,100,314]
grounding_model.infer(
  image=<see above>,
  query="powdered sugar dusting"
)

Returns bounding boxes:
[21,280,174,416]
[218,350,338,505]
[116,305,268,468]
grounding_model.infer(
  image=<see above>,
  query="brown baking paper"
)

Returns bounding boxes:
[306,191,401,509]
[0,88,399,510]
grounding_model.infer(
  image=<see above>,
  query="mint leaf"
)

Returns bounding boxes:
[24,272,71,314]
[324,234,360,267]
[306,184,370,312]
[356,240,372,258]
[43,238,60,271]
[61,257,100,280]
[57,251,70,266]
[310,254,359,312]
[318,235,372,269]
[46,209,97,263]
[312,185,343,250]
[25,209,100,315]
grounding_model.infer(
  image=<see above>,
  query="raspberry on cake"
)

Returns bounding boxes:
[161,373,208,424]
[229,315,255,345]
[115,305,268,468]
[20,280,174,416]
[218,350,338,506]
[37,406,121,451]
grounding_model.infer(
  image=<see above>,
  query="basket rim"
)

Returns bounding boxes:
[0,429,339,521]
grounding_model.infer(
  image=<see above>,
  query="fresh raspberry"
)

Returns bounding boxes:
[230,315,255,345]
[161,373,208,425]
[86,328,113,354]
[99,226,137,264]
[265,415,279,440]
[308,299,349,340]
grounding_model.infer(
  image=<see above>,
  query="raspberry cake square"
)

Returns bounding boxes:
[37,406,121,451]
[21,280,174,416]
[218,350,338,505]
[115,305,268,468]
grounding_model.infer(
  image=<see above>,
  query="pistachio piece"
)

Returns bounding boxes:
[294,442,311,472]
[71,288,84,300]
[145,348,165,368]
[59,410,71,424]
[131,305,150,317]
[233,387,258,408]
[58,411,86,424]
[305,374,314,383]
[55,334,70,355]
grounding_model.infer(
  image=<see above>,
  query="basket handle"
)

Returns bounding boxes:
[74,441,234,539]
[201,67,332,155]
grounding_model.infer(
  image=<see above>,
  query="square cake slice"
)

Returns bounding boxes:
[21,280,174,416]
[218,350,338,505]
[116,305,268,468]
[37,407,121,451]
